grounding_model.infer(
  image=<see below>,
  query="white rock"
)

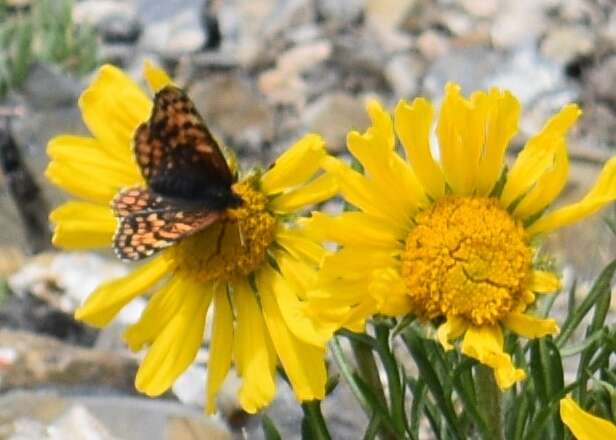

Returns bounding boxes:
[303,93,370,152]
[173,364,207,407]
[460,0,499,18]
[541,26,594,65]
[385,54,422,98]
[48,405,119,440]
[365,0,416,29]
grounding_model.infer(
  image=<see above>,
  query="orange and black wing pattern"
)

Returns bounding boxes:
[112,186,223,261]
[110,86,240,261]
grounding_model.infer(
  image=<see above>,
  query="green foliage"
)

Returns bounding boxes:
[0,0,98,97]
[330,258,616,440]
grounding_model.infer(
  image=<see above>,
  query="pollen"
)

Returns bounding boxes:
[401,196,532,326]
[168,181,277,283]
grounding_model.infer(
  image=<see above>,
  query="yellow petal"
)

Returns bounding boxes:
[50,201,116,249]
[319,247,399,283]
[560,396,616,440]
[275,227,326,265]
[514,140,569,219]
[123,275,193,351]
[79,65,152,163]
[394,97,445,199]
[233,279,277,413]
[436,316,468,350]
[261,134,326,195]
[48,135,142,183]
[269,173,337,213]
[274,250,318,298]
[260,265,332,347]
[45,161,121,204]
[143,60,173,92]
[461,325,526,389]
[526,156,616,236]
[321,156,411,230]
[257,269,327,402]
[135,283,213,396]
[347,103,426,221]
[206,283,234,414]
[503,312,559,338]
[476,89,520,196]
[300,211,405,249]
[437,83,489,195]
[501,104,581,208]
[369,267,413,317]
[75,255,172,327]
[529,270,561,293]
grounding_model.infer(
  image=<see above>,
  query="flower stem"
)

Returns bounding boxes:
[302,400,332,440]
[350,337,388,407]
[475,364,503,440]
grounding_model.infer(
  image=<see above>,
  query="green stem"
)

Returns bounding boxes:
[350,336,388,407]
[302,400,332,440]
[475,364,503,440]
[374,322,406,435]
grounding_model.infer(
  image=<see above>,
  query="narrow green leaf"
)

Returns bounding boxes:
[401,327,465,440]
[330,338,370,414]
[556,259,616,347]
[560,328,606,357]
[262,414,283,440]
[354,373,403,438]
[374,323,407,435]
[451,363,491,439]
[408,378,427,440]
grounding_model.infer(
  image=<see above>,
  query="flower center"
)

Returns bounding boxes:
[168,181,277,283]
[401,196,532,326]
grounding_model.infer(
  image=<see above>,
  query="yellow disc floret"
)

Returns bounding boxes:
[401,196,532,326]
[169,181,277,283]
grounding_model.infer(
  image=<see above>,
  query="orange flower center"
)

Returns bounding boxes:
[401,196,532,326]
[168,181,277,283]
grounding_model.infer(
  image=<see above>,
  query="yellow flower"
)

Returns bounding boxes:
[303,83,616,389]
[560,396,616,439]
[47,63,337,413]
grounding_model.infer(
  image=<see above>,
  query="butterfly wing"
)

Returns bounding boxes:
[112,186,223,261]
[133,86,237,208]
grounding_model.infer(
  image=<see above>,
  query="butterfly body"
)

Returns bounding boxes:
[111,85,240,261]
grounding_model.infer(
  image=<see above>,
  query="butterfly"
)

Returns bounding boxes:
[111,85,241,261]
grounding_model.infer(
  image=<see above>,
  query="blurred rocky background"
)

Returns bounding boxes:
[0,0,615,438]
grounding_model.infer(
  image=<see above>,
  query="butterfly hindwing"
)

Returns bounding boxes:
[133,86,235,207]
[112,186,223,261]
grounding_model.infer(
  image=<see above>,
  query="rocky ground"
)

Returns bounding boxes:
[0,0,615,438]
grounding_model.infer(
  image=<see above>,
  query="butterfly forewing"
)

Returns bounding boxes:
[111,86,239,261]
[133,86,236,208]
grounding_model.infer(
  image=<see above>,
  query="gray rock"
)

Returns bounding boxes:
[303,93,370,153]
[490,0,547,49]
[460,0,498,18]
[487,45,578,106]
[416,29,451,60]
[98,13,142,44]
[21,63,82,109]
[188,75,274,157]
[422,46,503,97]
[137,0,205,56]
[0,391,231,440]
[541,26,594,65]
[588,55,616,103]
[365,0,416,29]
[316,0,365,27]
[73,0,138,30]
[0,329,138,393]
[385,54,423,98]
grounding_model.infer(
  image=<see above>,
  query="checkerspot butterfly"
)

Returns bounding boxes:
[112,86,241,261]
